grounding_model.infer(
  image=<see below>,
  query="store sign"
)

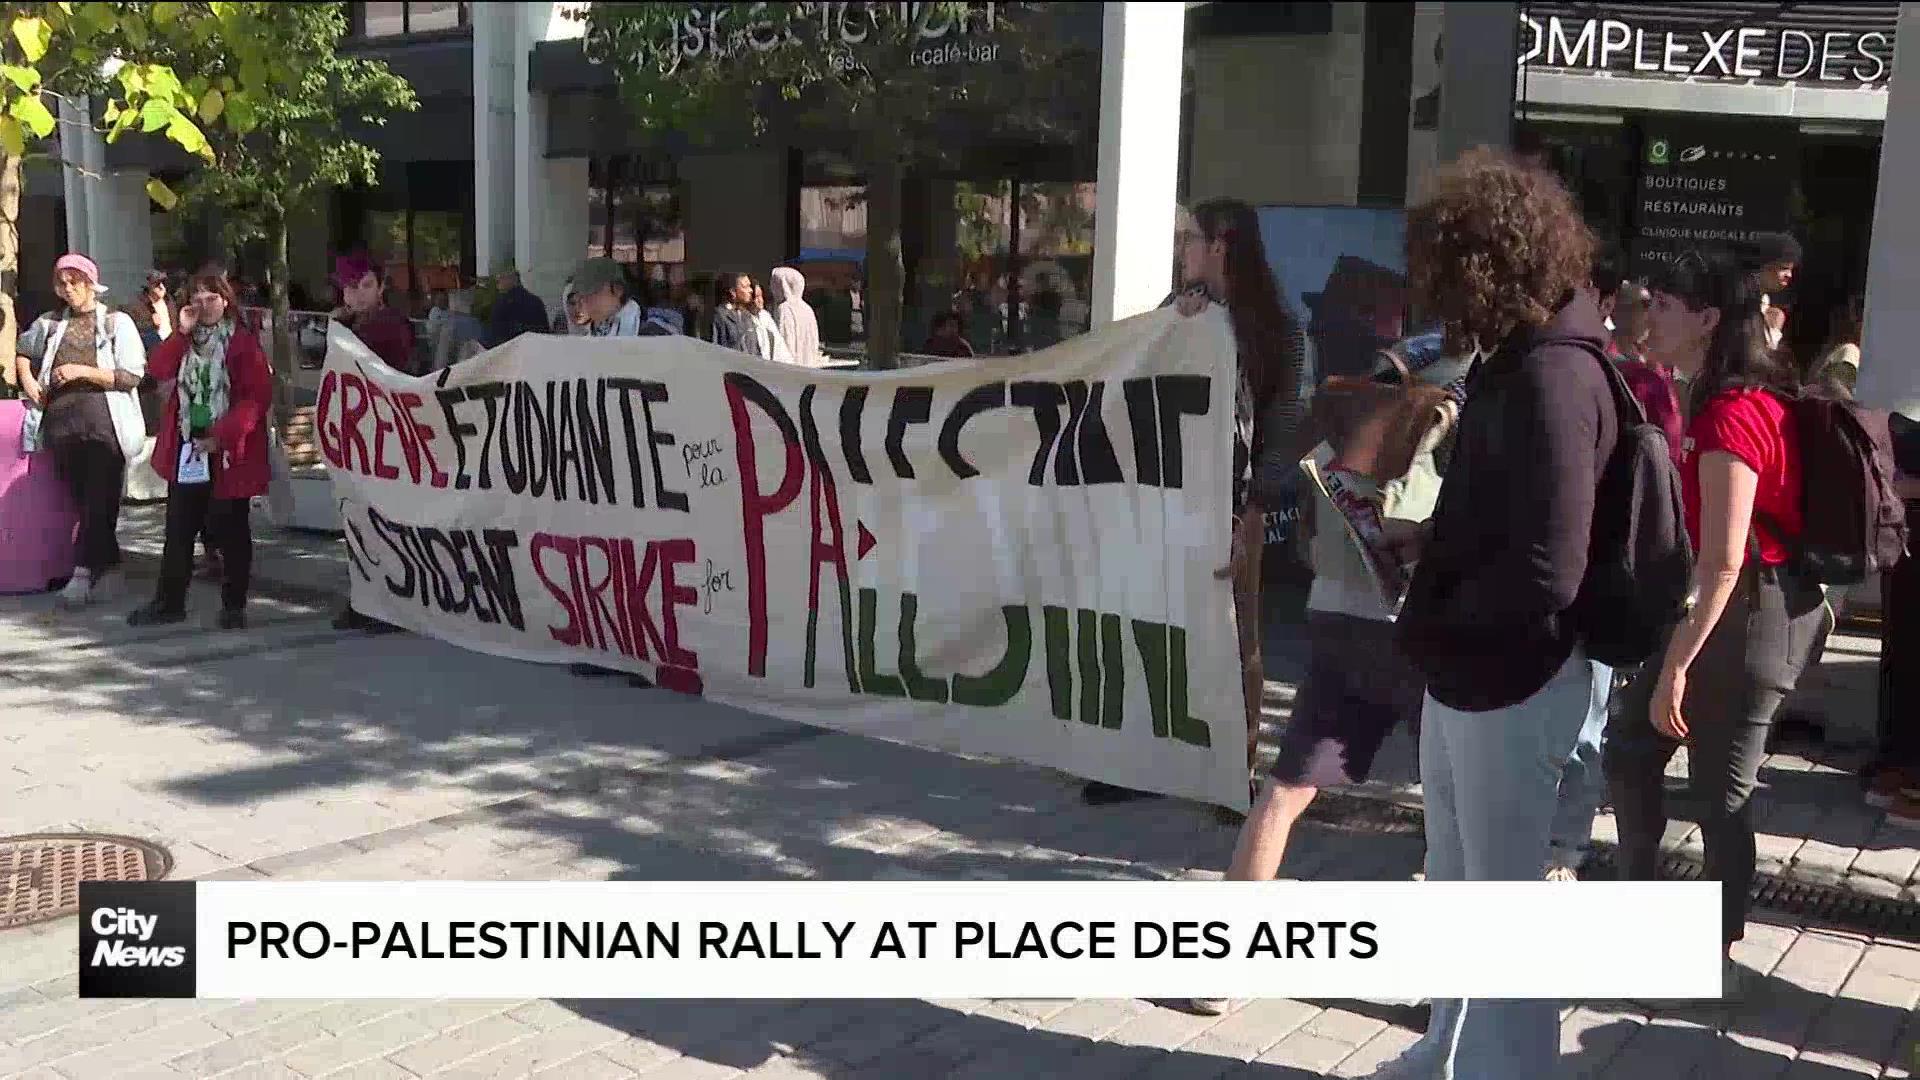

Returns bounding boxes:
[1631,118,1798,276]
[659,2,1002,75]
[1518,14,1892,85]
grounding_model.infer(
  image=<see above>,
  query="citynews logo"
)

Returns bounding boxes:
[78,882,198,998]
[89,908,185,967]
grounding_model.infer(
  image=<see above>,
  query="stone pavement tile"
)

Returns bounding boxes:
[1561,1005,1642,1074]
[581,1039,683,1078]
[1330,1026,1422,1078]
[1027,997,1153,1043]
[1251,1028,1355,1073]
[312,1060,417,1080]
[1177,999,1320,1062]
[1299,1007,1386,1048]
[384,1012,543,1076]
[165,1014,334,1076]
[417,1018,635,1078]
[273,1013,438,1076]
[1684,1030,1794,1080]
[1095,1003,1227,1053]
[1856,943,1920,983]
[1774,933,1870,996]
[992,998,1076,1025]
[631,1056,742,1079]
[1108,1047,1244,1080]
[1589,1014,1719,1080]
[1783,1051,1881,1077]
[1820,805,1889,851]
[730,1057,841,1079]
[1795,971,1920,1072]
[529,1051,641,1079]
[202,1000,329,1037]
[0,1000,204,1073]
[1791,841,1863,884]
[45,1017,229,1079]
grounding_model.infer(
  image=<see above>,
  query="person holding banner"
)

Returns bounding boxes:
[565,257,659,690]
[1082,198,1309,807]
[126,274,271,629]
[331,254,415,634]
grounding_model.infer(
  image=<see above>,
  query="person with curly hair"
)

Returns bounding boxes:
[1382,149,1620,1079]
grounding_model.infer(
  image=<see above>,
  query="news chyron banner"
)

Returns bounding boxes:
[317,311,1248,809]
[79,880,1725,1000]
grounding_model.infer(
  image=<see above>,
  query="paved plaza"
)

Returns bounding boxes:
[1,508,1917,1078]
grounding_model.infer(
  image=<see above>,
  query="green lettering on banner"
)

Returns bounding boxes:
[1099,613,1124,730]
[856,588,907,697]
[1133,620,1211,748]
[1043,605,1072,721]
[951,606,1031,707]
[1075,608,1101,727]
[897,592,949,704]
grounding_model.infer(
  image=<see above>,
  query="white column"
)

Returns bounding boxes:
[1437,1,1517,162]
[1858,3,1920,418]
[1089,2,1184,328]
[472,3,518,276]
[511,5,590,312]
[58,99,151,297]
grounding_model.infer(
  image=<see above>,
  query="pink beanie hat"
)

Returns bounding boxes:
[54,253,106,291]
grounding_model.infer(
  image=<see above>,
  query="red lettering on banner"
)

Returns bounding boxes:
[337,373,374,476]
[531,531,703,685]
[317,370,343,467]
[725,377,804,678]
[363,380,406,481]
[396,391,451,488]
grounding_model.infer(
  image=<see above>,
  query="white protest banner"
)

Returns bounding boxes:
[315,309,1248,808]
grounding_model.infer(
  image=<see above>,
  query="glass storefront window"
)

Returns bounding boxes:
[354,1,466,38]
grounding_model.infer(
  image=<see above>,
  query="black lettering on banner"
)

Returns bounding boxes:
[554,383,579,502]
[419,528,467,613]
[639,380,689,512]
[1153,374,1210,489]
[518,382,552,498]
[938,382,1006,479]
[608,378,652,508]
[370,505,417,598]
[1123,377,1161,485]
[1010,381,1067,486]
[578,379,618,505]
[886,387,933,480]
[1060,380,1124,485]
[435,387,477,491]
[362,507,526,631]
[839,386,872,484]
[467,382,510,491]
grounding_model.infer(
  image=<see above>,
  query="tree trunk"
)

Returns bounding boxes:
[863,154,904,370]
[267,213,295,431]
[1,155,19,393]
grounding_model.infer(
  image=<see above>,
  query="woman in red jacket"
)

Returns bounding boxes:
[127,274,272,629]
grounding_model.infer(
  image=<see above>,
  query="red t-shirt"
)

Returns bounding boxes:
[1682,387,1802,566]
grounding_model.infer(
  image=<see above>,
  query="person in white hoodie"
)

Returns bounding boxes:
[748,279,794,362]
[768,266,825,367]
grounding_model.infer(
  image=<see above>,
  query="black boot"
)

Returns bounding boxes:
[127,601,187,628]
[217,608,248,631]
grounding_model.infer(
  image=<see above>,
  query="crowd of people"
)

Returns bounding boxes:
[1153,153,1917,1079]
[11,143,1920,1079]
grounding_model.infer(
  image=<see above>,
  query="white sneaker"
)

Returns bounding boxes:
[1185,998,1234,1015]
[1544,865,1580,882]
[59,568,95,606]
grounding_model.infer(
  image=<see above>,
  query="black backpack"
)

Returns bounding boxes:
[1773,390,1909,585]
[1571,347,1694,668]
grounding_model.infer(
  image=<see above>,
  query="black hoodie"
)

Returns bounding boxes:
[1396,292,1619,712]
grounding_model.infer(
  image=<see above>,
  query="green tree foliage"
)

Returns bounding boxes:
[141,2,416,423]
[581,1,1089,365]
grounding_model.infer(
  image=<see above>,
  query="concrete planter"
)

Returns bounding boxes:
[268,466,341,533]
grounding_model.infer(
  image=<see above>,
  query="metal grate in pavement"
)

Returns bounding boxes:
[1302,792,1920,940]
[0,834,172,931]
